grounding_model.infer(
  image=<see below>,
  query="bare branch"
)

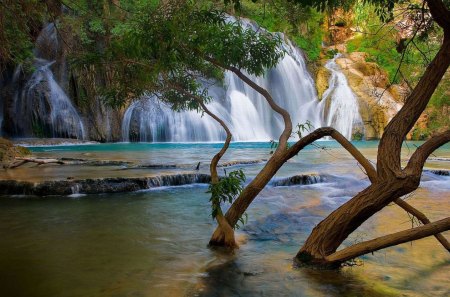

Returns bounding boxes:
[395,198,450,251]
[203,56,293,150]
[405,129,450,175]
[9,157,66,168]
[326,217,450,263]
[285,127,377,183]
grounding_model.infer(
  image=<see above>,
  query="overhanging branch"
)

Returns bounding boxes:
[405,129,450,175]
[285,127,377,183]
[203,56,293,150]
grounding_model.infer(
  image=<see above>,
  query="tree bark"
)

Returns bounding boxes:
[210,127,378,245]
[162,81,238,247]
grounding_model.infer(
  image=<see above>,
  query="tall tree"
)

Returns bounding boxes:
[208,0,450,266]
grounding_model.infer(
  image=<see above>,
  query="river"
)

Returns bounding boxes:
[0,141,448,297]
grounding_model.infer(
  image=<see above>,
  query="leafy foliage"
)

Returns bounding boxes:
[0,1,50,71]
[59,0,283,110]
[238,0,324,61]
[294,120,314,139]
[207,169,246,224]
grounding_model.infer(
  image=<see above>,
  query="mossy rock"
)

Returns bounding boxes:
[316,66,331,100]
[0,138,31,168]
[14,146,31,157]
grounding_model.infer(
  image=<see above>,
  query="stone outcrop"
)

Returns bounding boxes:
[0,173,212,196]
[271,173,326,187]
[315,67,331,100]
[334,52,405,139]
[0,138,31,168]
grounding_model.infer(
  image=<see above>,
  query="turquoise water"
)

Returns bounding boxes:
[0,141,449,296]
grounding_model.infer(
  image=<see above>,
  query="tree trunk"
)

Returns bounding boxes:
[296,178,419,265]
[209,153,286,246]
[296,0,450,266]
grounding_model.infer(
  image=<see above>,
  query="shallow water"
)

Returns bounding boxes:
[0,141,449,297]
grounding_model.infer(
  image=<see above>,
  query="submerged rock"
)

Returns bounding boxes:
[217,159,267,167]
[425,170,450,176]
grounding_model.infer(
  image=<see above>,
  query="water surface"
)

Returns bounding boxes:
[0,141,449,297]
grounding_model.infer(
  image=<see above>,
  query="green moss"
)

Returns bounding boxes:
[14,146,31,157]
[347,33,400,82]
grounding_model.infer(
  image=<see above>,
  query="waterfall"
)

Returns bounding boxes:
[10,23,85,139]
[122,28,323,142]
[319,55,363,139]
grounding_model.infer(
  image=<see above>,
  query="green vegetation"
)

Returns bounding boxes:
[238,0,324,61]
[347,32,401,82]
[207,169,246,227]
[0,1,49,71]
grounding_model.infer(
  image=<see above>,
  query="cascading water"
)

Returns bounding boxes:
[319,55,363,139]
[122,20,323,142]
[10,23,85,139]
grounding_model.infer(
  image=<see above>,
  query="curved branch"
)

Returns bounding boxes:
[395,198,450,252]
[162,81,237,246]
[326,217,450,264]
[405,129,450,175]
[198,101,232,183]
[285,127,377,183]
[203,56,293,150]
[426,0,450,33]
[377,34,450,178]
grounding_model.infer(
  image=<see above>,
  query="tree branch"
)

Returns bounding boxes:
[162,81,237,247]
[395,198,450,252]
[203,56,293,150]
[285,127,377,183]
[377,36,450,178]
[326,217,450,263]
[405,129,450,175]
[9,157,66,168]
[426,0,450,34]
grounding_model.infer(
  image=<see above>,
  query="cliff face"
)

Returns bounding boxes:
[334,52,405,140]
[0,23,124,142]
[316,7,449,141]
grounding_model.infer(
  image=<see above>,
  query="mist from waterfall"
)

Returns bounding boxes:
[319,55,363,139]
[10,23,85,139]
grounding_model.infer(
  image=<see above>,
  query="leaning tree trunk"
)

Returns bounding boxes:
[207,59,294,246]
[295,2,450,266]
[166,83,238,247]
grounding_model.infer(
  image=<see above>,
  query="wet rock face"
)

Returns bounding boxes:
[0,174,212,196]
[272,174,326,187]
[427,170,450,176]
[335,54,403,140]
[315,67,331,100]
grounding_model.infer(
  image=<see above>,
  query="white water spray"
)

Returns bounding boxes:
[319,55,363,139]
